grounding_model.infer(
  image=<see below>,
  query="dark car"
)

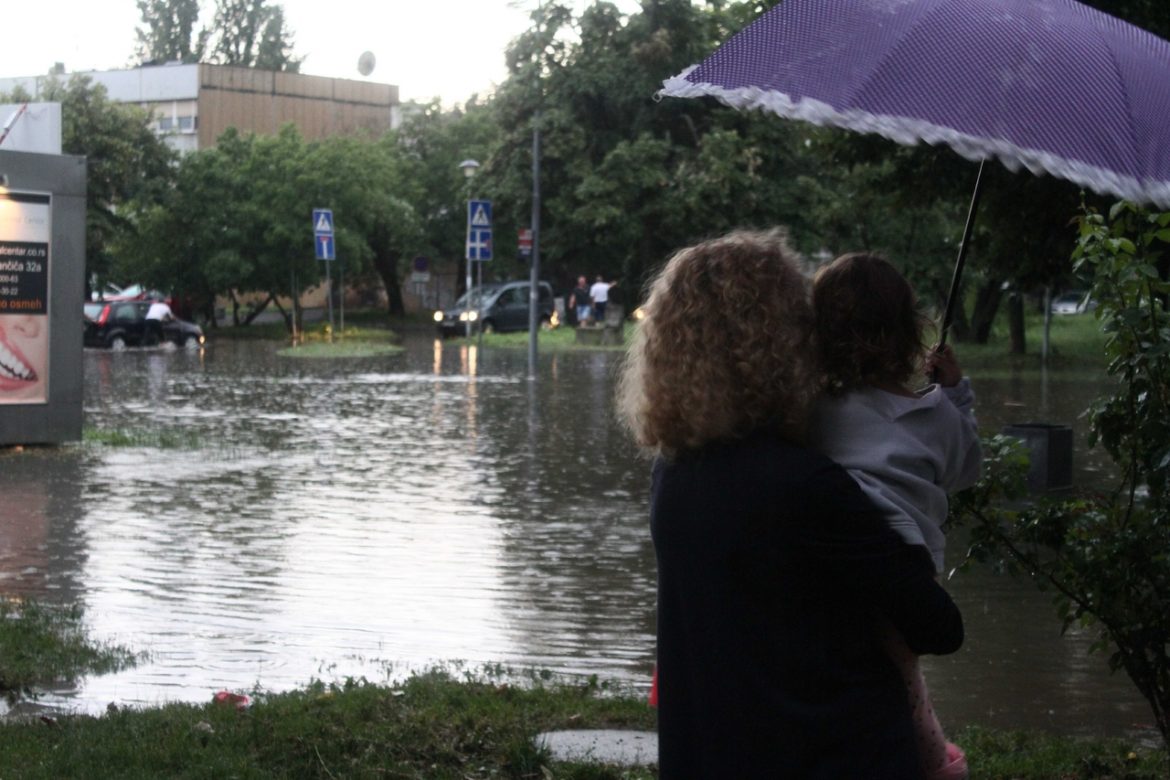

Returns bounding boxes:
[83,300,205,350]
[433,280,554,336]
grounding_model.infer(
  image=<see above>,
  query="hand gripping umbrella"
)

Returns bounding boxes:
[658,0,1170,343]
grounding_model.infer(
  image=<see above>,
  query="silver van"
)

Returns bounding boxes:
[434,280,554,336]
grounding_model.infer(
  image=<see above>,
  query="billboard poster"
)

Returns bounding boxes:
[0,191,50,404]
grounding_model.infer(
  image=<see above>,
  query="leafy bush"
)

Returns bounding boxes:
[951,203,1170,756]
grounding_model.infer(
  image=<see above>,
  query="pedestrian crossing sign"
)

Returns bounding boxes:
[467,200,492,228]
[312,208,334,235]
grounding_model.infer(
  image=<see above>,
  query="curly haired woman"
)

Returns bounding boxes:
[618,230,964,779]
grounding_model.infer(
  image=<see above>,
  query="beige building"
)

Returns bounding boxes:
[1,64,421,317]
[0,63,399,153]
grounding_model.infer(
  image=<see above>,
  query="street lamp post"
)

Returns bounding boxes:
[459,159,480,339]
[526,0,544,382]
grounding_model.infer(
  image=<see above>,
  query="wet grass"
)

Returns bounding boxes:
[448,324,633,352]
[0,668,1164,778]
[276,341,404,359]
[949,311,1109,375]
[0,670,656,779]
[956,724,1167,779]
[206,317,408,359]
[0,600,139,702]
[83,426,204,449]
[207,310,413,343]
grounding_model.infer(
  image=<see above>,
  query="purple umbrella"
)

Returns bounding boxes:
[658,0,1170,337]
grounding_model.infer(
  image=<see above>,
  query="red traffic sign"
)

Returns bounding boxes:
[518,228,533,256]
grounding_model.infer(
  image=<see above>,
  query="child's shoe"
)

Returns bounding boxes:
[928,742,969,780]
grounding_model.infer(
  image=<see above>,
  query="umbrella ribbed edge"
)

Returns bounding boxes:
[659,67,1170,210]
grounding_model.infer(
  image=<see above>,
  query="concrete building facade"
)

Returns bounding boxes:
[1,64,399,153]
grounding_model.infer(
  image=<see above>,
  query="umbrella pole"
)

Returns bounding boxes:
[939,159,987,347]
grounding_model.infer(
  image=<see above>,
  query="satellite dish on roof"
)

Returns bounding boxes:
[357,51,376,77]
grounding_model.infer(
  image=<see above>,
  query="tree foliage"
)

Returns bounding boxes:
[119,126,423,324]
[952,204,1170,752]
[135,0,208,64]
[389,99,500,294]
[136,0,302,71]
[2,76,176,289]
[209,0,303,72]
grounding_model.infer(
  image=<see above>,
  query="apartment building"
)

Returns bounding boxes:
[1,63,399,153]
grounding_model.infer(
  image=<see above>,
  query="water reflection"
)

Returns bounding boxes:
[0,339,1152,742]
[0,449,86,602]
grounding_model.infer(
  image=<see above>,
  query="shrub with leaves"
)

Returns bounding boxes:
[950,202,1170,755]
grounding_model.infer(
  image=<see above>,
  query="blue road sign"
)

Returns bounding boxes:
[316,233,335,261]
[467,200,492,229]
[312,208,334,235]
[466,229,492,261]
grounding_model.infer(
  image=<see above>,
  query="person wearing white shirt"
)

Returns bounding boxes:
[589,276,611,322]
[145,300,174,346]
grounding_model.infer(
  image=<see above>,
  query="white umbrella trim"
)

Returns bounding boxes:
[660,66,1170,210]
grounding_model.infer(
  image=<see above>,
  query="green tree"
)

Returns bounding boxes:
[2,76,176,290]
[121,125,424,325]
[302,135,423,316]
[117,140,242,321]
[119,126,311,325]
[209,0,303,72]
[135,0,208,64]
[489,0,831,293]
[954,203,1170,753]
[390,99,500,297]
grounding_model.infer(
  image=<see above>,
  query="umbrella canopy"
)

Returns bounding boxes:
[659,0,1170,209]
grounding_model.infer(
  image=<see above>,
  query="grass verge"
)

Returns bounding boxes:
[83,426,204,449]
[0,671,656,779]
[946,311,1108,375]
[0,669,1164,778]
[276,341,404,359]
[957,724,1167,779]
[449,325,632,352]
[0,600,139,701]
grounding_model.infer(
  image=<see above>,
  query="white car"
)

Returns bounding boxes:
[1050,291,1094,315]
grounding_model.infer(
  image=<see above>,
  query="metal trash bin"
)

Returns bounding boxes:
[1001,423,1074,493]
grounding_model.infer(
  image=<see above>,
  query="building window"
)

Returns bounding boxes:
[158,117,174,131]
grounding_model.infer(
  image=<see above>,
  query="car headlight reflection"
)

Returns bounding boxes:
[433,310,444,323]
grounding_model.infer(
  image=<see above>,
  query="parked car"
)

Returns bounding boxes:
[83,300,205,350]
[1050,291,1095,315]
[433,280,554,336]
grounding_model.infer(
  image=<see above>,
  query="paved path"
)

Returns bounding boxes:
[535,729,658,766]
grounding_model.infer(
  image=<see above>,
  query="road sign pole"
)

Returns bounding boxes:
[312,209,336,343]
[325,257,334,342]
[528,112,541,381]
[476,255,484,347]
[465,242,473,339]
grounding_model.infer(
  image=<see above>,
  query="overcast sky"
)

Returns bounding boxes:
[2,0,643,105]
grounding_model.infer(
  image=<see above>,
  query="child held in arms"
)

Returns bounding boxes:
[810,253,982,780]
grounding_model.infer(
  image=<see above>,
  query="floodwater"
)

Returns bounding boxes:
[0,335,1156,743]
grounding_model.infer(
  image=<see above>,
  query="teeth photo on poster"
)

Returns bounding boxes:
[0,191,50,404]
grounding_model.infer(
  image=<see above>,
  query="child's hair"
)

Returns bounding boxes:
[812,252,929,393]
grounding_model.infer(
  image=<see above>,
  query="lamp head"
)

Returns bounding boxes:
[458,159,480,179]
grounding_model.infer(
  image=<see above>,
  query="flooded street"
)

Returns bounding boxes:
[0,334,1155,743]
